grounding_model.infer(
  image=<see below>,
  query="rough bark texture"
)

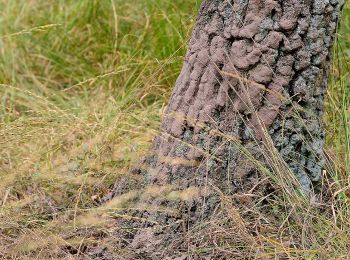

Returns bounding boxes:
[150,0,344,190]
[109,0,343,258]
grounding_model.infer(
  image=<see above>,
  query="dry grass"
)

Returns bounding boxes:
[0,0,349,259]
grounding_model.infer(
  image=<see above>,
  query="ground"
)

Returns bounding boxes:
[0,0,349,259]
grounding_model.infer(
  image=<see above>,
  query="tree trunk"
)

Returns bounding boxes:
[109,0,344,257]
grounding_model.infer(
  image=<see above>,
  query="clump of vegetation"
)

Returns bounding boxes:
[0,0,349,258]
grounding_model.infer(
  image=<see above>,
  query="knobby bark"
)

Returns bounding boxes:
[108,0,344,257]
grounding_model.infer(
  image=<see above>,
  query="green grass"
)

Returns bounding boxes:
[0,0,349,258]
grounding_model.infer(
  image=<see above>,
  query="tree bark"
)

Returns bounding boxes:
[109,0,344,257]
[149,0,344,191]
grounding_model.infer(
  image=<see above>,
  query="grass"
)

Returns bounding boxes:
[0,0,349,258]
